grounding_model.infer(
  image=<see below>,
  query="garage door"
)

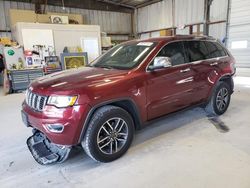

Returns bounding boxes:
[228,0,250,68]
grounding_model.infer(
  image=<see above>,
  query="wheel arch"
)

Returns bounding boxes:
[218,75,234,94]
[78,98,142,143]
[207,74,234,104]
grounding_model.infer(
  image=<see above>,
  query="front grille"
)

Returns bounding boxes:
[26,90,48,111]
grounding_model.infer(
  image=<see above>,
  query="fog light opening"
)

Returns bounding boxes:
[45,124,64,133]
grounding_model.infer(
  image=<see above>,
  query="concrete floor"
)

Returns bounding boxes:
[0,77,250,188]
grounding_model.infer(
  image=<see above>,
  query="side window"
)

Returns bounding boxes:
[214,42,227,57]
[185,41,209,62]
[156,42,186,66]
[205,41,227,58]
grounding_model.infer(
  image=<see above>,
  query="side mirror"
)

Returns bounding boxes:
[148,56,171,71]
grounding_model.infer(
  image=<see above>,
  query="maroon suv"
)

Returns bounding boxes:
[22,35,236,164]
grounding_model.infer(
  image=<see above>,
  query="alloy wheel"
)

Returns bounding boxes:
[97,117,128,155]
[216,87,229,112]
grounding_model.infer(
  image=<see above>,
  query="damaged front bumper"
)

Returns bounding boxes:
[27,130,71,165]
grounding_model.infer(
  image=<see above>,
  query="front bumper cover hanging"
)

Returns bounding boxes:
[27,130,71,165]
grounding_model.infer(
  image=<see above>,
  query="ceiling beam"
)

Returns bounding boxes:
[97,0,135,9]
[136,0,163,8]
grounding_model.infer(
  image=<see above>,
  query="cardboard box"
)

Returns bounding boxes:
[160,29,172,36]
[9,9,83,28]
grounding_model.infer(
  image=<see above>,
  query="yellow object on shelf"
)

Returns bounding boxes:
[0,37,12,46]
[160,29,172,36]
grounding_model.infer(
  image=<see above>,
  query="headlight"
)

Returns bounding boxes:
[47,96,78,108]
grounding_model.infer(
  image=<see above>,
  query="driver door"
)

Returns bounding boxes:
[146,41,195,120]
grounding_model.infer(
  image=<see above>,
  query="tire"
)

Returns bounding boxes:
[205,81,231,115]
[82,105,134,162]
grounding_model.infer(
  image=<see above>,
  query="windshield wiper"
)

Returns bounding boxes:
[94,65,114,69]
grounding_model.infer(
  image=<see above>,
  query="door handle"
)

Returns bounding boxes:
[210,62,218,66]
[180,68,191,73]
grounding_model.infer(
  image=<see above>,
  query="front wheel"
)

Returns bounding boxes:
[82,105,134,162]
[205,81,231,115]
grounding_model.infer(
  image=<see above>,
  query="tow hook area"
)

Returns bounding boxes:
[26,130,71,165]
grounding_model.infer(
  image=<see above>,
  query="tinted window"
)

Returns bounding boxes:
[185,41,209,62]
[214,42,227,57]
[157,42,186,66]
[205,41,227,58]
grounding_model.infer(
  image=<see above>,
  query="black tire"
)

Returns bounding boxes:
[82,105,134,162]
[205,81,231,115]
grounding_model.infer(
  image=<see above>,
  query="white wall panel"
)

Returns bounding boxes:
[209,22,226,40]
[137,0,204,32]
[151,31,160,37]
[230,0,250,26]
[175,0,204,27]
[0,32,11,38]
[137,0,173,33]
[176,27,189,35]
[137,0,226,42]
[210,0,228,22]
[0,1,7,30]
[228,0,250,68]
[140,33,150,39]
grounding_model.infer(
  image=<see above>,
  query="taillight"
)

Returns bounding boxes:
[231,57,236,74]
[230,62,236,75]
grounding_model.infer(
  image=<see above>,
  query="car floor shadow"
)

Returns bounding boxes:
[132,107,208,146]
[64,106,208,165]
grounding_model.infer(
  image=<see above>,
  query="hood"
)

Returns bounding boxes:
[31,67,128,94]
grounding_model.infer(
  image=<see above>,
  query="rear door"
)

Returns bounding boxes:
[184,40,229,104]
[146,41,196,120]
[205,41,229,70]
[184,40,214,104]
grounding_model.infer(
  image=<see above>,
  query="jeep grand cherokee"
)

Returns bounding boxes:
[21,35,236,164]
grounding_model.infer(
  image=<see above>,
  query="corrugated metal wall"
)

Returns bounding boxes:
[175,0,204,26]
[137,0,205,33]
[209,0,228,40]
[0,1,131,39]
[0,1,33,37]
[228,0,250,68]
[210,0,228,21]
[137,0,228,40]
[137,0,173,33]
[209,22,227,41]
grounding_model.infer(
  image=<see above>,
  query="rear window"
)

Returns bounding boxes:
[185,41,209,62]
[205,41,227,58]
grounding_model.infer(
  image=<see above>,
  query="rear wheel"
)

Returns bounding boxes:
[205,81,231,115]
[82,105,134,162]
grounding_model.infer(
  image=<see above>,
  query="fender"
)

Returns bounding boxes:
[77,97,142,144]
[206,73,234,103]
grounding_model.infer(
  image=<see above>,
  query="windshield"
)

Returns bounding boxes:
[91,41,157,70]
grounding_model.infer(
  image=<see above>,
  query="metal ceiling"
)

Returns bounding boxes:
[97,0,163,8]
